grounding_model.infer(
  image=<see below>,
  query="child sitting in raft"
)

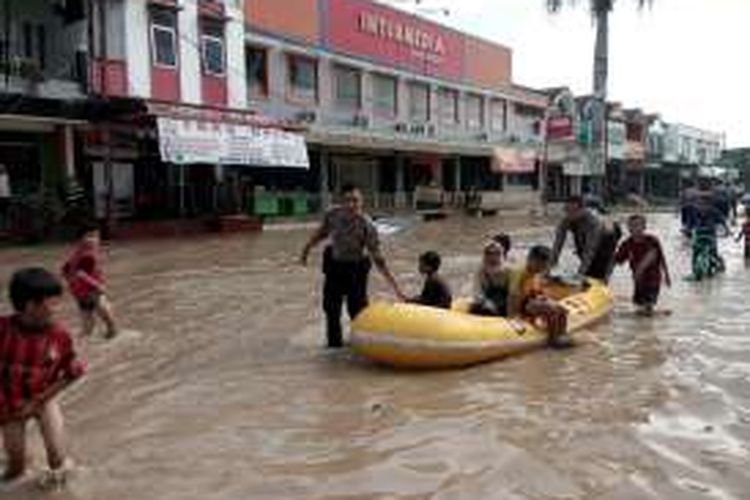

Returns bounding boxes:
[470,240,510,316]
[408,251,453,309]
[508,245,573,349]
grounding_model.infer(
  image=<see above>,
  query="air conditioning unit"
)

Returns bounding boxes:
[395,122,408,133]
[409,123,426,135]
[353,114,370,128]
[294,110,317,124]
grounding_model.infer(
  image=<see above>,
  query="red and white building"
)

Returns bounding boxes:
[2,0,554,231]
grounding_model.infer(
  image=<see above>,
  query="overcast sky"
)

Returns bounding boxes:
[391,0,748,147]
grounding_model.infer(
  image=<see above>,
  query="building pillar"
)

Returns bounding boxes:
[571,175,582,196]
[396,77,409,124]
[455,156,462,192]
[395,154,406,208]
[361,70,374,119]
[318,56,333,111]
[320,150,331,210]
[454,156,463,208]
[63,125,76,179]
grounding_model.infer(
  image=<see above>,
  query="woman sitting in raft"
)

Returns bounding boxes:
[469,240,511,317]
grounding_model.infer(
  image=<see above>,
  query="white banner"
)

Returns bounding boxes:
[157,117,309,168]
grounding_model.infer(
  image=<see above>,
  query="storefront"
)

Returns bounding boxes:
[85,101,309,221]
[0,95,87,240]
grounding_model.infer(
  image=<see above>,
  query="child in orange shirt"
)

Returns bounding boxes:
[508,245,572,349]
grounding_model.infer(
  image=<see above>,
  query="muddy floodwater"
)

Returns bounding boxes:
[1,213,749,499]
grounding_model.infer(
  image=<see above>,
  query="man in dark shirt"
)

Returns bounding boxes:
[551,195,621,281]
[301,185,404,348]
[409,251,452,309]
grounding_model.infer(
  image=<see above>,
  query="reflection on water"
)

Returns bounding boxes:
[0,213,749,499]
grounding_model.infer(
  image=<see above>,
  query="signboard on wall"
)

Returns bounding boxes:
[547,116,574,141]
[156,118,309,168]
[325,0,464,80]
[492,147,538,173]
[607,121,626,160]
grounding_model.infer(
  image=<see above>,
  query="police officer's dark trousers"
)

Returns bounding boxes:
[322,247,371,348]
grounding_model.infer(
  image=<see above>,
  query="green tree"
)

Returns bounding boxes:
[546,0,651,179]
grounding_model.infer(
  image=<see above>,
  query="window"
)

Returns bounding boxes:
[409,82,430,122]
[466,94,484,129]
[507,174,534,187]
[490,99,507,132]
[36,25,46,70]
[246,46,268,97]
[334,65,361,109]
[23,22,33,58]
[201,21,225,76]
[288,54,317,102]
[150,8,178,68]
[372,74,397,117]
[438,88,459,127]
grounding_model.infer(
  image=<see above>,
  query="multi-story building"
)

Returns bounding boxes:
[241,0,548,212]
[1,0,310,233]
[0,0,90,233]
[2,0,553,226]
[644,121,725,199]
[720,148,750,189]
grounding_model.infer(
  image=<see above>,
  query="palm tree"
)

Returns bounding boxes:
[546,0,651,184]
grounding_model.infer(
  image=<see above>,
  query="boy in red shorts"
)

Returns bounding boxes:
[62,224,118,339]
[1,268,86,486]
[615,214,671,316]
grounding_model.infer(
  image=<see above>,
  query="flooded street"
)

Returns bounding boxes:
[1,212,749,499]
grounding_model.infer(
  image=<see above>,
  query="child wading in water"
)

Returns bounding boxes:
[736,209,750,260]
[62,224,118,339]
[615,214,671,316]
[409,251,452,309]
[1,268,86,487]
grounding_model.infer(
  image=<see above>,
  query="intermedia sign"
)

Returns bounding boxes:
[357,11,447,57]
[326,0,464,80]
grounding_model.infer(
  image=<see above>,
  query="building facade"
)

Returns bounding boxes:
[0,0,90,237]
[242,0,548,212]
[644,121,726,199]
[0,0,730,239]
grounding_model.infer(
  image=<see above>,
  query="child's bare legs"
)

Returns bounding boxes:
[637,304,655,316]
[527,298,571,348]
[36,399,67,472]
[80,310,95,338]
[2,420,27,481]
[96,295,118,339]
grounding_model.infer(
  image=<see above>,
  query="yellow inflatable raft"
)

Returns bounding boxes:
[350,279,613,368]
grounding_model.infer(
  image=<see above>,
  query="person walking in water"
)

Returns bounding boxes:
[62,223,119,339]
[551,195,621,282]
[614,214,671,316]
[301,184,404,348]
